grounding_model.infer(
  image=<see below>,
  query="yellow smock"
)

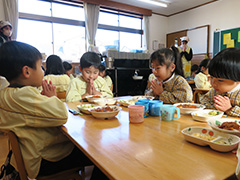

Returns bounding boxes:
[0,85,74,179]
[66,75,113,102]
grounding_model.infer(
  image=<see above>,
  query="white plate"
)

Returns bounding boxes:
[132,95,154,102]
[77,104,99,114]
[93,98,116,106]
[117,99,135,107]
[173,103,206,114]
[208,118,240,136]
[85,95,106,102]
[89,106,122,119]
[191,109,224,122]
[181,127,240,152]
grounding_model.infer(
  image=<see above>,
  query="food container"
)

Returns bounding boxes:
[77,104,99,114]
[89,106,121,119]
[173,103,205,114]
[191,109,224,122]
[181,126,240,152]
[208,118,240,136]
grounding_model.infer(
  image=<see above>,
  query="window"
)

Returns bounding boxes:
[96,9,143,54]
[18,0,85,62]
[18,0,144,61]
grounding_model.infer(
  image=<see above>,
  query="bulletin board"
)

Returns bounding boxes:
[213,27,240,56]
[220,27,240,50]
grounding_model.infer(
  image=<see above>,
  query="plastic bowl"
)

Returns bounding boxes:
[89,106,122,119]
[174,103,206,114]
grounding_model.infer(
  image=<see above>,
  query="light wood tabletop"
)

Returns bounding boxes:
[61,100,238,180]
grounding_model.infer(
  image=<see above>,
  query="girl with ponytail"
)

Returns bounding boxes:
[149,46,193,103]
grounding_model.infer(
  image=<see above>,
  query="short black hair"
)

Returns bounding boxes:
[80,52,100,70]
[196,59,210,74]
[45,55,64,75]
[0,41,42,81]
[63,61,72,72]
[150,47,183,77]
[99,64,106,72]
[191,64,199,72]
[209,48,240,81]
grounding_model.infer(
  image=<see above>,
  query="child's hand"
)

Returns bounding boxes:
[90,79,102,95]
[214,95,232,112]
[86,80,93,95]
[151,80,163,96]
[41,80,56,97]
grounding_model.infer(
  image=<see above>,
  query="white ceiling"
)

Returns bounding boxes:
[110,0,218,16]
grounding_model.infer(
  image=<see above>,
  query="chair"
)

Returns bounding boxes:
[8,131,83,180]
[193,88,210,103]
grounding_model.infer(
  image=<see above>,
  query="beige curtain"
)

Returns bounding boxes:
[84,2,100,52]
[3,0,18,40]
[143,15,150,52]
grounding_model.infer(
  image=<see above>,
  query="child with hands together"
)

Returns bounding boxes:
[201,48,240,117]
[0,41,108,180]
[66,52,113,102]
[149,46,193,104]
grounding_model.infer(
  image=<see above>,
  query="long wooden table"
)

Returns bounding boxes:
[61,101,238,180]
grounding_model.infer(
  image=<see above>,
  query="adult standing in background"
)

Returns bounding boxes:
[0,21,12,89]
[178,36,193,78]
[0,21,12,46]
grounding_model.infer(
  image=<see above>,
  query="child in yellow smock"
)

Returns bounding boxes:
[66,52,113,102]
[0,41,108,180]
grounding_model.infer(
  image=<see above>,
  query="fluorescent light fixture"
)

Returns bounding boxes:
[138,0,168,7]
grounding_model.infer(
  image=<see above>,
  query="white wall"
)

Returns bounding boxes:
[0,0,5,20]
[148,14,168,54]
[167,0,240,53]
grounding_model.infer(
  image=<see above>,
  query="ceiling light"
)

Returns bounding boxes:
[138,0,168,7]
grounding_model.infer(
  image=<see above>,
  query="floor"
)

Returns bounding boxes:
[0,132,93,180]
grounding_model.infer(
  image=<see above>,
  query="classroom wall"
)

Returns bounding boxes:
[148,14,168,54]
[167,0,240,54]
[0,0,239,55]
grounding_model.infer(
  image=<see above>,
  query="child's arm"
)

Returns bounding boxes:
[158,79,192,103]
[41,80,56,97]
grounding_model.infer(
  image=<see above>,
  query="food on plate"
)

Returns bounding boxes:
[214,139,231,145]
[192,133,216,141]
[91,106,115,112]
[177,104,198,108]
[117,100,135,106]
[208,110,220,116]
[218,122,240,131]
[91,95,101,98]
[80,104,95,109]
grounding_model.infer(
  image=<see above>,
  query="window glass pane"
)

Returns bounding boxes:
[18,0,51,16]
[17,19,53,59]
[119,15,142,29]
[119,32,141,52]
[98,11,118,26]
[52,3,84,21]
[53,23,85,62]
[95,29,118,54]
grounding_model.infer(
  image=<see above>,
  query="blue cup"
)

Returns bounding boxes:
[138,98,151,103]
[135,101,149,117]
[149,100,163,116]
[160,105,180,121]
